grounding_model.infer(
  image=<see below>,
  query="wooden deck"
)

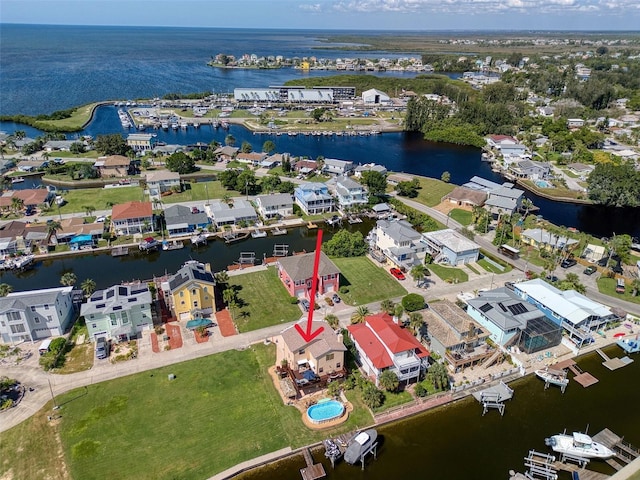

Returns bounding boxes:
[592,428,640,466]
[566,362,599,387]
[596,348,635,370]
[300,447,326,480]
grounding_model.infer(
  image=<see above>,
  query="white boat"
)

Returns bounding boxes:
[535,368,569,388]
[344,429,378,465]
[271,227,287,236]
[251,229,267,238]
[11,177,25,184]
[545,432,615,459]
[162,240,184,251]
[191,233,208,246]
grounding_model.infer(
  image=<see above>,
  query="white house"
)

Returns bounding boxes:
[421,229,480,266]
[329,176,368,211]
[0,287,76,343]
[322,158,354,176]
[205,199,258,227]
[145,171,180,200]
[370,219,428,269]
[254,193,294,219]
[362,88,391,105]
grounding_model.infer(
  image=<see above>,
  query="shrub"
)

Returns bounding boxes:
[361,383,384,409]
[402,293,425,312]
[289,296,299,304]
[339,286,349,294]
[326,380,341,397]
[415,383,428,397]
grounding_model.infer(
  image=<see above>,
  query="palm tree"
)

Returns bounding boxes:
[10,197,24,215]
[408,312,424,334]
[631,279,640,297]
[350,305,370,324]
[81,278,97,297]
[324,314,340,330]
[393,304,404,323]
[83,205,96,217]
[60,272,77,286]
[380,299,395,315]
[46,220,61,236]
[0,283,13,297]
[223,288,238,320]
[410,264,426,286]
[215,271,229,288]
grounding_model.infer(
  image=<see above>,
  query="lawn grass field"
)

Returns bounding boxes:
[449,208,472,226]
[332,256,407,305]
[33,102,100,130]
[373,390,415,413]
[414,177,456,207]
[597,277,640,305]
[0,345,374,480]
[428,263,469,283]
[57,186,145,214]
[230,267,303,332]
[161,180,240,204]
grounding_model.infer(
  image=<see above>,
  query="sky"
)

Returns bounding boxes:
[1,0,640,31]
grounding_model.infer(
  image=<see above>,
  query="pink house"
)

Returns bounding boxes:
[277,251,340,298]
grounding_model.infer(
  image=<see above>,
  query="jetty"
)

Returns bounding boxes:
[555,359,599,388]
[595,348,634,371]
[299,447,325,480]
[223,231,250,244]
[472,381,513,416]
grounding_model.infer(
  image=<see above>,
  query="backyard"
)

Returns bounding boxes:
[0,345,373,480]
[57,186,144,215]
[332,256,408,305]
[161,180,240,204]
[229,267,303,332]
[428,263,469,283]
[414,177,456,207]
[597,277,640,305]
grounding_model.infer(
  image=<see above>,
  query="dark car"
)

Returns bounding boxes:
[560,258,577,269]
[546,274,559,283]
[332,293,341,304]
[584,266,597,275]
[300,299,310,312]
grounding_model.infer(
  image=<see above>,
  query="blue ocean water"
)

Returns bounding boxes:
[0,24,425,115]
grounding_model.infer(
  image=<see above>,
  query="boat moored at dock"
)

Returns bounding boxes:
[545,432,615,459]
[344,429,378,465]
[535,367,569,389]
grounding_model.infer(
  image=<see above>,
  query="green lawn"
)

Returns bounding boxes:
[449,208,472,226]
[0,345,373,480]
[428,263,469,283]
[33,103,100,130]
[373,390,415,413]
[597,277,640,305]
[332,256,407,305]
[161,180,240,204]
[478,251,513,273]
[414,177,456,207]
[230,267,302,332]
[47,151,101,159]
[57,186,145,214]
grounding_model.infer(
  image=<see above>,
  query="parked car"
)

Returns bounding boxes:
[191,206,200,214]
[560,258,577,269]
[545,274,559,283]
[300,299,310,312]
[390,267,406,280]
[95,215,106,223]
[616,278,626,294]
[583,266,597,275]
[95,337,109,359]
[332,293,341,304]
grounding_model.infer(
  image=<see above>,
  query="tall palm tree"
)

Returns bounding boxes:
[83,205,96,217]
[408,312,424,334]
[10,197,24,215]
[350,305,370,324]
[215,271,229,288]
[380,299,395,315]
[81,278,97,297]
[410,264,426,286]
[0,283,13,297]
[60,272,77,286]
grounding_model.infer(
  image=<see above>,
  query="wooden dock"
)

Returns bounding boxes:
[592,428,640,467]
[556,359,599,387]
[300,447,326,480]
[596,348,634,370]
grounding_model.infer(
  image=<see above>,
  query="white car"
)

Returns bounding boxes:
[95,216,106,223]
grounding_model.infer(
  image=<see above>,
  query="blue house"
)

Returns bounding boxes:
[294,183,334,215]
[164,205,210,237]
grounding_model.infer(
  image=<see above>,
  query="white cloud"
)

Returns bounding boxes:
[299,3,322,12]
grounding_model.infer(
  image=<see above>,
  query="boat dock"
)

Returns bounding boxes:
[592,428,640,469]
[111,246,129,257]
[616,336,640,354]
[555,359,599,388]
[472,381,514,416]
[595,349,634,371]
[300,447,325,480]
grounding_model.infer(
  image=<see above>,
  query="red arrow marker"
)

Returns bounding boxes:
[295,229,325,343]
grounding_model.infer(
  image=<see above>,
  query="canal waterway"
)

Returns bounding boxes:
[238,346,640,480]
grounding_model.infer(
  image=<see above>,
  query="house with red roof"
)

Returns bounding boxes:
[347,312,429,387]
[111,201,154,235]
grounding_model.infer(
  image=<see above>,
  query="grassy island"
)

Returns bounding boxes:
[0,102,103,132]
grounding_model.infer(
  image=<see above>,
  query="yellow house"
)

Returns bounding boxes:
[165,261,216,321]
[300,61,310,70]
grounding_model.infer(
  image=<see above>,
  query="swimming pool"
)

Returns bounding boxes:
[306,399,345,424]
[535,180,551,188]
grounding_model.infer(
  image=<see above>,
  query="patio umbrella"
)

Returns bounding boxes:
[185,318,213,330]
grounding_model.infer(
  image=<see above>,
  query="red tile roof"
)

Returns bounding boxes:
[347,323,392,369]
[111,201,152,220]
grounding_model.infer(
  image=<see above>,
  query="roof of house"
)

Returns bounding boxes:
[277,251,340,282]
[164,204,209,226]
[467,287,543,332]
[489,186,524,200]
[236,152,266,162]
[422,229,480,254]
[208,199,257,223]
[376,219,422,244]
[255,193,293,208]
[0,189,51,208]
[81,284,152,316]
[347,312,429,370]
[214,146,239,157]
[515,278,616,326]
[464,176,502,192]
[488,135,517,144]
[335,176,362,190]
[323,158,353,168]
[102,155,131,167]
[111,201,152,221]
[521,228,579,249]
[146,171,180,182]
[0,286,73,314]
[442,186,487,206]
[167,261,215,292]
[280,320,347,357]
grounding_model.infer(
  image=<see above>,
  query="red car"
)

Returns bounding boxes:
[390,268,406,280]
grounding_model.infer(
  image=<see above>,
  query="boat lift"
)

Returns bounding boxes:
[523,450,558,480]
[238,252,255,265]
[273,244,289,257]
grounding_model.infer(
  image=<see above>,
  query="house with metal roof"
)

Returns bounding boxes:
[164,204,210,237]
[277,251,340,299]
[294,183,334,215]
[513,278,620,350]
[0,286,75,343]
[422,229,480,266]
[205,199,258,227]
[484,185,524,216]
[254,193,294,219]
[347,312,429,387]
[370,219,429,268]
[275,319,346,378]
[328,176,368,211]
[126,133,156,152]
[81,284,152,343]
[162,261,216,322]
[466,287,562,354]
[520,228,579,253]
[354,163,387,178]
[322,158,354,176]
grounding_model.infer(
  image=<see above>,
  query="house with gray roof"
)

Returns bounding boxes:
[164,204,211,237]
[466,287,562,353]
[0,286,76,343]
[81,284,152,343]
[370,219,429,268]
[322,158,354,176]
[520,228,579,253]
[422,229,480,266]
[277,251,340,298]
[508,159,550,180]
[328,176,368,210]
[205,199,258,227]
[254,193,294,219]
[485,185,524,216]
[43,140,76,152]
[354,163,387,178]
[294,183,334,215]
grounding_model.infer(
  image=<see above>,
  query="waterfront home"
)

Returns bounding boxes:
[0,189,54,212]
[347,312,429,387]
[146,171,181,200]
[508,159,551,180]
[421,300,493,372]
[0,286,76,344]
[164,205,210,237]
[162,261,216,322]
[95,155,132,178]
[422,229,480,266]
[520,228,579,253]
[354,163,387,178]
[0,221,49,256]
[513,278,620,350]
[441,186,487,208]
[277,251,340,299]
[293,159,318,176]
[53,217,104,245]
[236,152,267,166]
[466,287,562,354]
[111,201,154,235]
[486,135,527,157]
[484,185,524,216]
[152,144,183,156]
[126,133,156,153]
[17,159,48,172]
[294,183,334,215]
[275,319,346,378]
[322,158,354,176]
[254,193,294,219]
[43,139,76,152]
[205,199,258,228]
[0,159,15,175]
[327,175,368,211]
[362,88,391,105]
[213,146,239,162]
[81,284,153,343]
[370,219,428,269]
